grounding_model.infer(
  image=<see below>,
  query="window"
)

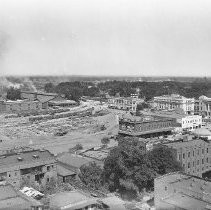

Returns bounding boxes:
[47,166,50,171]
[47,177,50,182]
[193,151,195,156]
[197,160,199,165]
[183,153,185,159]
[165,186,168,191]
[193,161,195,167]
[188,152,190,158]
[202,159,204,164]
[207,157,209,163]
[188,163,190,168]
[207,148,209,153]
[202,149,204,154]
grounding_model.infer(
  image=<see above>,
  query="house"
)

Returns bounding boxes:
[0,183,43,210]
[0,149,57,189]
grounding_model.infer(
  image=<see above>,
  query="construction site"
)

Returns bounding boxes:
[0,104,119,155]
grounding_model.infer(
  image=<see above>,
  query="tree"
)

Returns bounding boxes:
[79,162,104,190]
[101,137,110,146]
[69,144,83,153]
[147,146,183,175]
[44,83,55,93]
[6,87,21,100]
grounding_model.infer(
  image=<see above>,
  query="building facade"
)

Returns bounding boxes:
[198,95,211,118]
[163,138,211,177]
[181,115,202,131]
[153,94,195,115]
[0,149,57,189]
[154,172,211,210]
[0,99,42,113]
[118,113,175,138]
[108,96,144,112]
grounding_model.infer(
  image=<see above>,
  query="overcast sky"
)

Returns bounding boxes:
[0,0,211,76]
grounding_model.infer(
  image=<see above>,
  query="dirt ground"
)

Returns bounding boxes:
[0,112,119,154]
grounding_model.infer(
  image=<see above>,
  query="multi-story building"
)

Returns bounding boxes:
[194,99,200,115]
[154,172,211,210]
[0,149,57,189]
[162,137,211,177]
[153,94,195,115]
[108,96,144,113]
[118,113,176,138]
[198,95,211,118]
[0,99,42,113]
[181,115,202,131]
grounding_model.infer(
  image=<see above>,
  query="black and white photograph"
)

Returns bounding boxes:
[0,0,211,209]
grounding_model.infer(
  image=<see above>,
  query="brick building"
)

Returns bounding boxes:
[162,137,211,177]
[0,149,57,189]
[198,95,211,118]
[0,99,42,113]
[154,172,211,210]
[118,113,175,138]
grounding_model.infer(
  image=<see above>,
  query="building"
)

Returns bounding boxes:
[141,110,202,131]
[0,99,42,113]
[194,99,200,115]
[198,95,211,118]
[49,191,99,210]
[108,96,144,113]
[162,137,211,177]
[118,113,175,138]
[154,172,211,210]
[153,94,195,115]
[181,115,202,131]
[57,153,94,182]
[21,91,73,109]
[0,149,57,189]
[0,183,43,210]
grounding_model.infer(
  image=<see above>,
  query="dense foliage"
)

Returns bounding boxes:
[44,80,211,101]
[6,87,21,100]
[79,162,104,190]
[78,137,182,197]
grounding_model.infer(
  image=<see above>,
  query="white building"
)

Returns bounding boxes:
[153,94,195,115]
[198,95,211,118]
[108,97,144,112]
[181,115,202,130]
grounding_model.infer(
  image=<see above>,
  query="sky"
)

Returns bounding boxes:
[0,0,211,76]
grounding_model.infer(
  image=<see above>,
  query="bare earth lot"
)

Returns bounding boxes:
[0,112,118,154]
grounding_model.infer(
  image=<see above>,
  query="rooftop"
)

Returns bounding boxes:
[50,191,97,209]
[120,112,174,123]
[57,153,93,169]
[154,94,194,100]
[0,149,55,173]
[0,184,42,210]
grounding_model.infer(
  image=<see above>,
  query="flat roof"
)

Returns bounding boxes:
[163,193,211,210]
[50,191,97,209]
